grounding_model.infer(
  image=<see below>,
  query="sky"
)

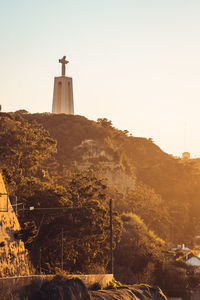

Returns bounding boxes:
[1,0,200,157]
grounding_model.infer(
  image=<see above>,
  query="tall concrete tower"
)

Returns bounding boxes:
[52,56,74,114]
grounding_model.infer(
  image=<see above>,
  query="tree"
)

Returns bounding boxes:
[0,113,57,192]
[16,168,122,274]
[126,182,170,240]
[97,118,113,128]
[114,213,165,284]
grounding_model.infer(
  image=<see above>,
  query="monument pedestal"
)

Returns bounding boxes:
[52,76,74,114]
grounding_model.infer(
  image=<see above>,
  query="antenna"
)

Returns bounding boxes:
[184,122,187,152]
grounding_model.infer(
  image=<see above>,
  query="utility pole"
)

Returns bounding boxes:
[61,227,63,271]
[15,196,18,217]
[109,199,113,274]
[39,248,42,274]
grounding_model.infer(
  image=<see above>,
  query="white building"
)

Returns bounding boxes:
[186,252,200,267]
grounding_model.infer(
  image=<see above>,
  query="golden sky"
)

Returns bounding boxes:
[1,0,200,157]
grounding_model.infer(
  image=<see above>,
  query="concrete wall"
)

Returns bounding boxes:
[0,274,113,297]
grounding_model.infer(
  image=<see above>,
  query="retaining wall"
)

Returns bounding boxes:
[0,273,113,297]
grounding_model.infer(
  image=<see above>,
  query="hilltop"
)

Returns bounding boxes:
[1,112,199,242]
[16,112,200,244]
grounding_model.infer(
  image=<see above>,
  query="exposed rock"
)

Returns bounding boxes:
[33,276,90,300]
[28,277,167,300]
[0,173,29,277]
[74,139,135,193]
[90,285,167,299]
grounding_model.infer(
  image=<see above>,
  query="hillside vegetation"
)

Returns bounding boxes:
[22,112,200,244]
[0,111,200,297]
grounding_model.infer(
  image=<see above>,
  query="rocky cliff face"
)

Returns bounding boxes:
[74,139,135,193]
[0,173,29,277]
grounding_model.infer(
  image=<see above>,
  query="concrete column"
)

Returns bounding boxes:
[52,76,74,114]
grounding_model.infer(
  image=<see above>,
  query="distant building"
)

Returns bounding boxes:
[182,152,190,160]
[171,244,190,252]
[186,252,200,267]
